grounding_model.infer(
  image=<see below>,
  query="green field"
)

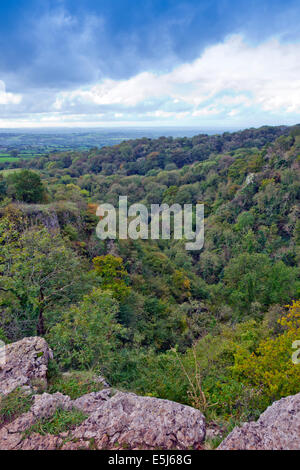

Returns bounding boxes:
[0,168,22,176]
[0,156,21,162]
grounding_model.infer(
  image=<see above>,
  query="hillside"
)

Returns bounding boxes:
[0,125,299,439]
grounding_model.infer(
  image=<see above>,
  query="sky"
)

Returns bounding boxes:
[1,0,300,128]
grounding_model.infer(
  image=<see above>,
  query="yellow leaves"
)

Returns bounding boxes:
[92,254,131,301]
[233,301,300,405]
[279,300,300,330]
[170,270,191,301]
[87,203,98,215]
[261,178,275,189]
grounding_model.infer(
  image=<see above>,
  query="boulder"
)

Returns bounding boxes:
[218,393,300,450]
[71,391,206,450]
[0,337,53,395]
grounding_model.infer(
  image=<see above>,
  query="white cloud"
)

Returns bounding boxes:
[2,34,300,127]
[0,80,22,105]
[53,34,300,116]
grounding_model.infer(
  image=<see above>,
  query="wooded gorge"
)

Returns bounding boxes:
[0,125,299,435]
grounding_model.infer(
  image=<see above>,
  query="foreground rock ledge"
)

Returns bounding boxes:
[218,392,300,450]
[0,390,206,450]
[71,391,206,450]
[2,336,299,450]
[0,336,205,450]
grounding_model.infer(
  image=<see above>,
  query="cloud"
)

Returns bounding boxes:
[52,35,300,115]
[0,80,22,105]
[1,34,300,127]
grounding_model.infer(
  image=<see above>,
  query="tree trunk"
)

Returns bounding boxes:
[37,310,45,336]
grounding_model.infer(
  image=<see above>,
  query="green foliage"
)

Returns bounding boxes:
[222,253,299,316]
[7,169,45,203]
[48,370,104,399]
[233,301,300,409]
[0,224,91,340]
[106,347,189,404]
[0,175,7,200]
[49,288,126,371]
[92,254,131,300]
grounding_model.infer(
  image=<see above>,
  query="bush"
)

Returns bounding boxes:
[7,169,45,203]
[48,288,127,371]
[233,301,300,409]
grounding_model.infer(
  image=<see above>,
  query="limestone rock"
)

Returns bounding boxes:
[0,337,53,396]
[72,389,112,414]
[218,393,300,450]
[0,392,72,450]
[17,433,63,450]
[31,392,73,418]
[72,391,206,450]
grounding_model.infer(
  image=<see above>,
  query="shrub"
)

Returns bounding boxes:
[48,288,126,371]
[233,301,300,409]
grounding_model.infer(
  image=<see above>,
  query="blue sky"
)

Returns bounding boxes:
[1,0,300,128]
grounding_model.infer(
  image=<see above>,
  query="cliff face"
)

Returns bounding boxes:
[0,204,60,232]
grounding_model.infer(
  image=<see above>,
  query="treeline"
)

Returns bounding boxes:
[4,124,294,176]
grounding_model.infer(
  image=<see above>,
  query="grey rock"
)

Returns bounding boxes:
[0,337,53,396]
[218,393,300,450]
[72,391,206,450]
[31,392,73,418]
[72,389,112,414]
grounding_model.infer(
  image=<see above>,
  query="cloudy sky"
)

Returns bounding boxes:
[1,0,300,128]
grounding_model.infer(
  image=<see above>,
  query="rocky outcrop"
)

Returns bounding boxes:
[218,393,300,450]
[0,337,53,396]
[0,390,113,450]
[71,391,205,450]
[0,392,71,450]
[0,388,205,450]
[17,204,60,232]
[0,337,206,450]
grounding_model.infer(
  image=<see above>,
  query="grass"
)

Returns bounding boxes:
[0,388,33,427]
[204,436,224,450]
[23,407,87,437]
[47,370,104,400]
